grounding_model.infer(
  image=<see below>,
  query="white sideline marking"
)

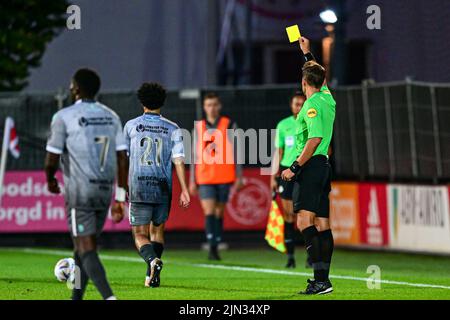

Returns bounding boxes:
[10,248,450,290]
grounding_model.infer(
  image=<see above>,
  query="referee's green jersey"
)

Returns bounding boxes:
[295,85,336,157]
[275,116,298,167]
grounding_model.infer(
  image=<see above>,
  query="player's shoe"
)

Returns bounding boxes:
[146,258,163,288]
[208,247,221,261]
[298,279,333,295]
[285,257,296,268]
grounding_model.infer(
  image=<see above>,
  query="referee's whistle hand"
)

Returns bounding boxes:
[281,169,295,181]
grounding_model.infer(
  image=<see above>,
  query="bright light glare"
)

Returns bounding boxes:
[320,10,338,24]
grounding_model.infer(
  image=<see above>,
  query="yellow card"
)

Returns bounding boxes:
[286,25,301,43]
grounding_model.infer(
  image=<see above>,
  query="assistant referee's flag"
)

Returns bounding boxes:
[265,200,287,253]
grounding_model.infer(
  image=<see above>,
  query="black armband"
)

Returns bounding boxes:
[289,161,302,174]
[304,52,316,62]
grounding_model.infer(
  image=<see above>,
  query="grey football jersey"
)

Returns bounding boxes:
[124,113,184,203]
[46,100,127,209]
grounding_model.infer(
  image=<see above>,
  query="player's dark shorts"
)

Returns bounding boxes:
[277,166,295,200]
[67,207,109,237]
[198,183,232,203]
[129,202,170,226]
[292,155,332,217]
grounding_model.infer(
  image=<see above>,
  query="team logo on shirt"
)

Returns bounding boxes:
[307,108,318,118]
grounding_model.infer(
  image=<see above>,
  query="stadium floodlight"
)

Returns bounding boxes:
[320,9,338,24]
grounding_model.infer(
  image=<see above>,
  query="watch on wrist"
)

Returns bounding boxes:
[304,52,316,62]
[289,161,302,174]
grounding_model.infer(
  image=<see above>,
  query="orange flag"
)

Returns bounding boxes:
[265,200,286,253]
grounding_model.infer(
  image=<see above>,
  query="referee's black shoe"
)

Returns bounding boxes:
[298,279,333,295]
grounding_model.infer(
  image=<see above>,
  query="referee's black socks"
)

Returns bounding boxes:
[301,225,327,282]
[284,222,295,258]
[319,229,334,280]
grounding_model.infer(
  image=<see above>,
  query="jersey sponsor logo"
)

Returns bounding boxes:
[78,116,114,127]
[306,108,318,118]
[135,124,169,135]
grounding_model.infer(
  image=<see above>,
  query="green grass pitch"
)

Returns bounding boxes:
[1,247,450,300]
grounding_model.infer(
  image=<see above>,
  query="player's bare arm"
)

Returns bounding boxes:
[174,158,190,208]
[44,152,61,194]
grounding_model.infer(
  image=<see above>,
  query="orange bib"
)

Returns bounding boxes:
[195,117,236,185]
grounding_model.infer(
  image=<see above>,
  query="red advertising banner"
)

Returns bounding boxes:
[0,171,131,233]
[358,183,389,246]
[166,168,272,231]
[0,169,272,233]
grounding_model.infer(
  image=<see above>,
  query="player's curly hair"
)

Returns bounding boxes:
[137,82,167,110]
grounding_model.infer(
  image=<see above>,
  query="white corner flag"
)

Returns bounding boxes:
[0,117,20,207]
[5,117,20,158]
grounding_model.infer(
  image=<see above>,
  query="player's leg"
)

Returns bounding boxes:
[150,223,165,259]
[281,198,296,268]
[130,202,160,287]
[69,208,115,300]
[71,242,89,300]
[279,174,303,268]
[199,184,219,260]
[146,203,169,288]
[213,183,232,257]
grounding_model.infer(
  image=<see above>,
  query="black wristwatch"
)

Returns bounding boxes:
[289,161,302,174]
[304,52,316,62]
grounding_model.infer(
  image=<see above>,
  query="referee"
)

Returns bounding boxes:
[281,37,336,295]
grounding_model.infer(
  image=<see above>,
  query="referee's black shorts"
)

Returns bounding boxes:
[292,155,332,218]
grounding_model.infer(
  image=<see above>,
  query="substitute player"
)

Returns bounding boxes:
[281,37,336,295]
[271,91,307,268]
[124,82,190,288]
[45,68,129,300]
[189,93,243,260]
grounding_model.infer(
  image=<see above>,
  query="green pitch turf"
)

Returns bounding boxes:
[0,247,450,300]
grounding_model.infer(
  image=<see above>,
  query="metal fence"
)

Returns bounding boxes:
[0,80,449,183]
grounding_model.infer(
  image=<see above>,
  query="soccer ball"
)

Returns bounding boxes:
[54,258,75,282]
